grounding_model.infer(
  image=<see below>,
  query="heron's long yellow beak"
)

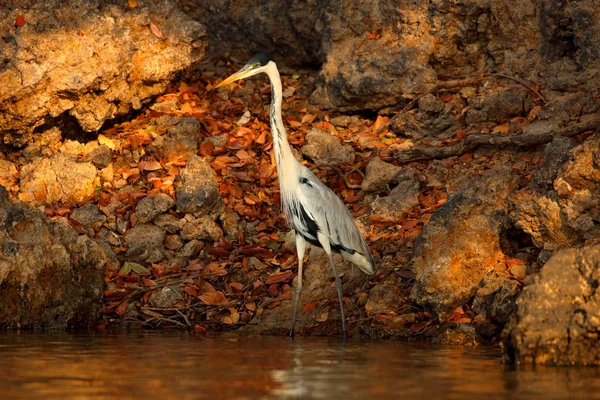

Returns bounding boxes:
[214,66,257,89]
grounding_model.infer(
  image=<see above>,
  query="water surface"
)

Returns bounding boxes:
[0,331,598,399]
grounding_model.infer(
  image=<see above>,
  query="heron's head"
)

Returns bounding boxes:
[215,53,273,88]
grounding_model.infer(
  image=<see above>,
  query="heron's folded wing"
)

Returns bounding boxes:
[295,169,375,271]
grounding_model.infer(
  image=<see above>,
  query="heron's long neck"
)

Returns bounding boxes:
[265,64,295,169]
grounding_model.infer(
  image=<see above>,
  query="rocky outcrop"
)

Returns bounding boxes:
[502,246,600,365]
[1,0,206,146]
[18,153,99,206]
[411,168,520,322]
[184,0,320,66]
[0,186,115,328]
[192,0,600,114]
[514,133,600,250]
[0,160,18,190]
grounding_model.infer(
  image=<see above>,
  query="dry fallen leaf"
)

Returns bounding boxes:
[237,111,251,126]
[265,271,293,285]
[139,160,162,171]
[302,302,317,313]
[149,22,165,40]
[199,291,229,305]
[282,86,296,98]
[492,122,509,134]
[315,311,329,323]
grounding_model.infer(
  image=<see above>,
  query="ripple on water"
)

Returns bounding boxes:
[0,331,599,400]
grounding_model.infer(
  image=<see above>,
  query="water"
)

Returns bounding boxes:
[0,331,598,400]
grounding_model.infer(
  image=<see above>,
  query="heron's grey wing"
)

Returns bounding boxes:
[294,167,375,274]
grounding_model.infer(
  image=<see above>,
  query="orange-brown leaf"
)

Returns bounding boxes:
[182,285,199,297]
[139,160,162,171]
[492,122,509,134]
[199,291,229,305]
[200,141,214,156]
[229,282,244,292]
[265,271,293,285]
[302,302,317,313]
[149,22,164,39]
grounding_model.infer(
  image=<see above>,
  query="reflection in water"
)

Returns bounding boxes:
[0,331,598,399]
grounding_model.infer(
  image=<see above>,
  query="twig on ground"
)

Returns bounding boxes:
[329,165,363,189]
[392,116,600,162]
[376,72,547,136]
[122,273,221,302]
[375,77,483,135]
[493,72,547,104]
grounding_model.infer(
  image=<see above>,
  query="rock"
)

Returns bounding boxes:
[176,155,224,216]
[18,153,99,206]
[87,145,112,168]
[247,256,264,271]
[329,115,364,128]
[187,0,320,66]
[532,137,575,189]
[150,116,202,158]
[147,285,182,308]
[153,214,180,233]
[179,239,203,258]
[0,160,18,189]
[195,0,600,115]
[418,94,445,114]
[164,234,184,250]
[71,204,106,228]
[433,324,481,346]
[124,223,165,264]
[99,164,114,183]
[221,211,241,240]
[465,86,534,125]
[361,157,401,192]
[310,0,436,111]
[411,167,519,319]
[502,246,600,365]
[35,127,62,156]
[391,95,466,140]
[472,275,521,338]
[59,140,86,159]
[0,188,115,328]
[135,193,175,223]
[365,280,402,317]
[203,134,227,148]
[514,133,600,249]
[300,128,354,166]
[371,178,420,220]
[180,215,223,242]
[0,0,207,145]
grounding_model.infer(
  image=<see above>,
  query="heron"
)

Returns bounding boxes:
[215,53,375,337]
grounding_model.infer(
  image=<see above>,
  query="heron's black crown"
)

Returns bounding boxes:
[248,53,272,67]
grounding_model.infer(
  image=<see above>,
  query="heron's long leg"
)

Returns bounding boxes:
[327,253,346,337]
[290,235,307,338]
